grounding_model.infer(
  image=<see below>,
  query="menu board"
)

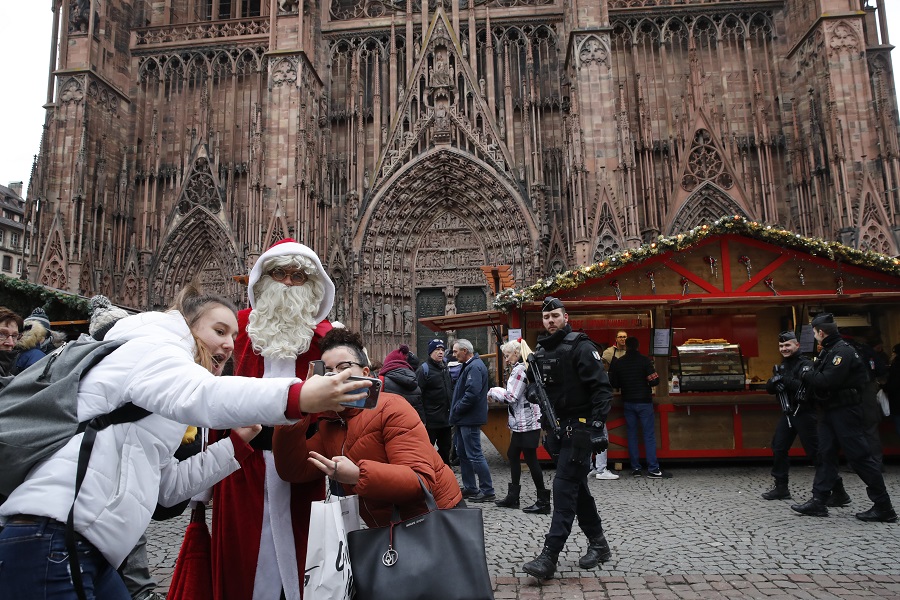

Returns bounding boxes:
[652,328,672,356]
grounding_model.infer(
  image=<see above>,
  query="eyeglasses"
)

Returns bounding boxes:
[325,361,365,373]
[0,331,21,341]
[268,268,309,285]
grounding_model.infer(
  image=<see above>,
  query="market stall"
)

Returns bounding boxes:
[493,216,900,461]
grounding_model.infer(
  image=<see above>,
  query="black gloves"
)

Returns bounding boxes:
[589,423,609,453]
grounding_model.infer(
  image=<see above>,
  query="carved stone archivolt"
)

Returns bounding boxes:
[351,147,538,356]
[149,209,242,309]
[668,183,748,235]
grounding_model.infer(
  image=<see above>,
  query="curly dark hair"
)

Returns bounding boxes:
[320,328,368,367]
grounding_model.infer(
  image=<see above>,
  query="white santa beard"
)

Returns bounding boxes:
[247,278,324,360]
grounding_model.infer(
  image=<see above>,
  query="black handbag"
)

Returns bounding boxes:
[347,478,494,600]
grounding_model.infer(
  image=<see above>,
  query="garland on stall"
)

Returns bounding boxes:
[493,215,900,311]
[0,274,91,319]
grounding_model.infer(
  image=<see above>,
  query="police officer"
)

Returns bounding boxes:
[522,297,613,579]
[762,331,849,506]
[792,314,896,522]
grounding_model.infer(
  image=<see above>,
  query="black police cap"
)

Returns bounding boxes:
[778,331,797,343]
[810,313,834,327]
[542,296,565,312]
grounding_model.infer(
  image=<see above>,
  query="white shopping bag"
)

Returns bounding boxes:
[876,389,891,417]
[304,494,360,600]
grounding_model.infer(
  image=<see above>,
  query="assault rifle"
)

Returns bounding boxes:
[524,353,560,437]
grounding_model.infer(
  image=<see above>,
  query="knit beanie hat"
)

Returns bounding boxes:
[24,307,51,331]
[380,344,412,375]
[89,295,130,340]
[427,338,446,355]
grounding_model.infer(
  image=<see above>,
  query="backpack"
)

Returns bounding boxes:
[0,336,152,497]
[0,336,152,600]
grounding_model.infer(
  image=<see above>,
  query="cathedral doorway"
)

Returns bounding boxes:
[353,147,538,359]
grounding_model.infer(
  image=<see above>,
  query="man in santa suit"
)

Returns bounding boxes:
[211,239,334,600]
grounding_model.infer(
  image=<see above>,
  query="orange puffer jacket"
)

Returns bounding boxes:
[272,393,462,528]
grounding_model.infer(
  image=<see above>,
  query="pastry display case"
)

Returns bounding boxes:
[674,342,745,392]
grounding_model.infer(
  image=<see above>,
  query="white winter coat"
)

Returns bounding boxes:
[0,310,300,567]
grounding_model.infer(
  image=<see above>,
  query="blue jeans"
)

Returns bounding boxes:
[0,517,130,599]
[455,426,494,495]
[624,402,659,472]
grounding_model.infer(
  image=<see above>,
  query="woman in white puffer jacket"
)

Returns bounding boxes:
[0,284,368,599]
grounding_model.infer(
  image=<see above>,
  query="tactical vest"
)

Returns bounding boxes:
[534,331,593,419]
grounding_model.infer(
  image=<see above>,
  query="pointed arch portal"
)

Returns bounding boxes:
[149,207,242,310]
[668,183,749,235]
[353,147,538,357]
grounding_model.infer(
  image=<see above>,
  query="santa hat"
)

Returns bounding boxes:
[247,238,335,323]
[89,295,130,340]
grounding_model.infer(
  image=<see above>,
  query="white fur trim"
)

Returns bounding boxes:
[247,241,335,323]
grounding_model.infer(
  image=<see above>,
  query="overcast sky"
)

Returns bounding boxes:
[2,4,900,194]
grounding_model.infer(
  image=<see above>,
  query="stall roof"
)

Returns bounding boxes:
[496,216,900,312]
[418,310,508,332]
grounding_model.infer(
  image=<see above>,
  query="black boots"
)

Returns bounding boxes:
[826,479,851,508]
[761,480,791,500]
[495,483,520,508]
[855,503,898,523]
[522,546,559,580]
[578,534,612,569]
[791,497,828,517]
[522,489,551,514]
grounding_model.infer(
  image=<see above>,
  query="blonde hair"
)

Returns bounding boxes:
[500,339,522,360]
[170,282,237,371]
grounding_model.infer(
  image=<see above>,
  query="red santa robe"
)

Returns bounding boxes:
[210,238,336,600]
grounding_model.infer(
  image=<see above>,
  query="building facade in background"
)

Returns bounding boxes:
[23,0,900,357]
[0,182,29,277]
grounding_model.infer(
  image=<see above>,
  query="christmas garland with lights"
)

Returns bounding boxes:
[493,215,900,311]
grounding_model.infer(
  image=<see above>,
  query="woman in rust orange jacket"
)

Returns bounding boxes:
[272,328,462,527]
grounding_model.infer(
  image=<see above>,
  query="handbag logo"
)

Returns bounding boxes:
[382,548,399,567]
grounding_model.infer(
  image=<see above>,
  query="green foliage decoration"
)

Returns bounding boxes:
[0,275,91,321]
[493,215,900,311]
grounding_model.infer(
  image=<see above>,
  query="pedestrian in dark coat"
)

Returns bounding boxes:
[417,338,453,463]
[381,344,426,423]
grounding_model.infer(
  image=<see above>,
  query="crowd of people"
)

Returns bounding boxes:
[0,239,898,598]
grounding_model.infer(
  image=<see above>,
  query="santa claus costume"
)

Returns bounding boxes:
[211,239,334,600]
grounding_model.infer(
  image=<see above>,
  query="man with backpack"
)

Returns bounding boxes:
[417,338,453,464]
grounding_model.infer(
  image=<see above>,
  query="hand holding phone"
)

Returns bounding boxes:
[335,375,382,409]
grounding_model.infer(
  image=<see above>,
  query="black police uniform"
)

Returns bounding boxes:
[530,325,612,558]
[765,350,817,486]
[800,333,892,512]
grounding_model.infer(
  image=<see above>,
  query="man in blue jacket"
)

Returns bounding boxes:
[450,339,495,502]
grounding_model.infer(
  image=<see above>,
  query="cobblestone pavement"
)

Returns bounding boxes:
[148,437,900,598]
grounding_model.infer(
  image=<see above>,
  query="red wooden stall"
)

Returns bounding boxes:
[483,218,900,462]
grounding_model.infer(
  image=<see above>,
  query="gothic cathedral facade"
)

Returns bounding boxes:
[25,0,900,356]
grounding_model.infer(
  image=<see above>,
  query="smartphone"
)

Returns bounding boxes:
[339,376,382,409]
